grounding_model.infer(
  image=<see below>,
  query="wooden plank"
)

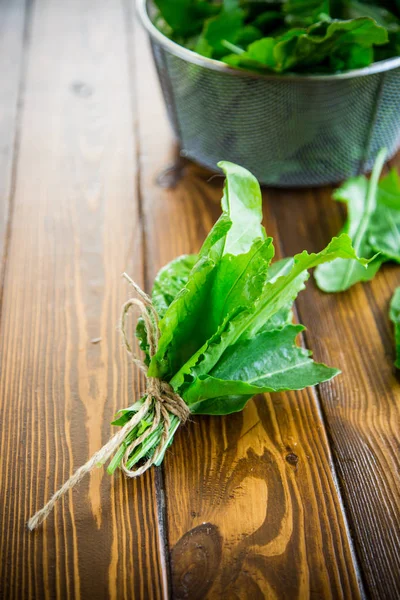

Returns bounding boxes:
[0,1,166,598]
[0,0,26,282]
[269,171,400,599]
[132,15,363,600]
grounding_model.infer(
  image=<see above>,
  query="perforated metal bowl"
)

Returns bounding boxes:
[138,0,400,187]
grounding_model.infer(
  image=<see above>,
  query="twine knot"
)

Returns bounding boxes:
[27,273,188,530]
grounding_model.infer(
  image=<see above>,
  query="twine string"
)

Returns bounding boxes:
[27,274,189,530]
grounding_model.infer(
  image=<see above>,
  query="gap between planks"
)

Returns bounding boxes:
[271,219,368,600]
[122,0,172,596]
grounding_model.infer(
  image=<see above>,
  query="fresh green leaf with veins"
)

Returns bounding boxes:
[315,148,400,292]
[153,0,400,74]
[389,287,400,368]
[184,324,339,415]
[109,162,366,474]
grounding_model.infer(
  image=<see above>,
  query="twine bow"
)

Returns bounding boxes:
[27,273,189,530]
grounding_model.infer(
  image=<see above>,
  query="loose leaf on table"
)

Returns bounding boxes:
[369,204,400,262]
[377,167,400,209]
[315,148,387,292]
[315,148,400,293]
[369,168,400,262]
[389,287,400,368]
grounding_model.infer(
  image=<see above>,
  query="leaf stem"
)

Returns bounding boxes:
[154,415,180,466]
[357,147,387,240]
[342,147,387,288]
[221,39,245,54]
[108,408,181,473]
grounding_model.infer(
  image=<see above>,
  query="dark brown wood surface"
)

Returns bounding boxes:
[270,182,400,600]
[0,1,165,598]
[0,1,399,599]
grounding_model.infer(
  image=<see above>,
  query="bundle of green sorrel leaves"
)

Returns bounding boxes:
[153,0,400,74]
[108,162,365,472]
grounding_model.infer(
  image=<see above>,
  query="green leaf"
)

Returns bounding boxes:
[315,254,382,292]
[378,168,400,210]
[223,17,388,73]
[111,400,144,426]
[265,256,295,282]
[213,323,339,389]
[194,2,262,58]
[210,239,275,329]
[185,324,339,414]
[249,233,367,328]
[149,256,217,380]
[252,10,284,35]
[198,213,232,260]
[171,233,362,392]
[154,0,218,37]
[236,25,263,47]
[315,148,387,292]
[330,41,374,70]
[284,0,331,27]
[152,254,198,318]
[218,160,266,254]
[240,257,295,338]
[389,287,400,368]
[150,161,269,381]
[223,30,301,73]
[136,254,198,362]
[257,305,293,332]
[170,236,275,390]
[369,166,400,262]
[154,0,399,75]
[188,393,253,416]
[203,161,272,332]
[200,8,245,56]
[369,205,400,262]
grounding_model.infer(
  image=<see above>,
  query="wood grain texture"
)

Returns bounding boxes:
[0,0,26,282]
[132,16,362,600]
[2,0,399,598]
[270,169,400,600]
[0,0,165,598]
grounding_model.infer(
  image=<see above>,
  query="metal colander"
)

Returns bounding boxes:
[138,0,400,187]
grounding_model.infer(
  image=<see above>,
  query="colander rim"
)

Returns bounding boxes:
[137,0,400,82]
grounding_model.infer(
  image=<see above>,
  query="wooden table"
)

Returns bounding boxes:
[1,1,399,598]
